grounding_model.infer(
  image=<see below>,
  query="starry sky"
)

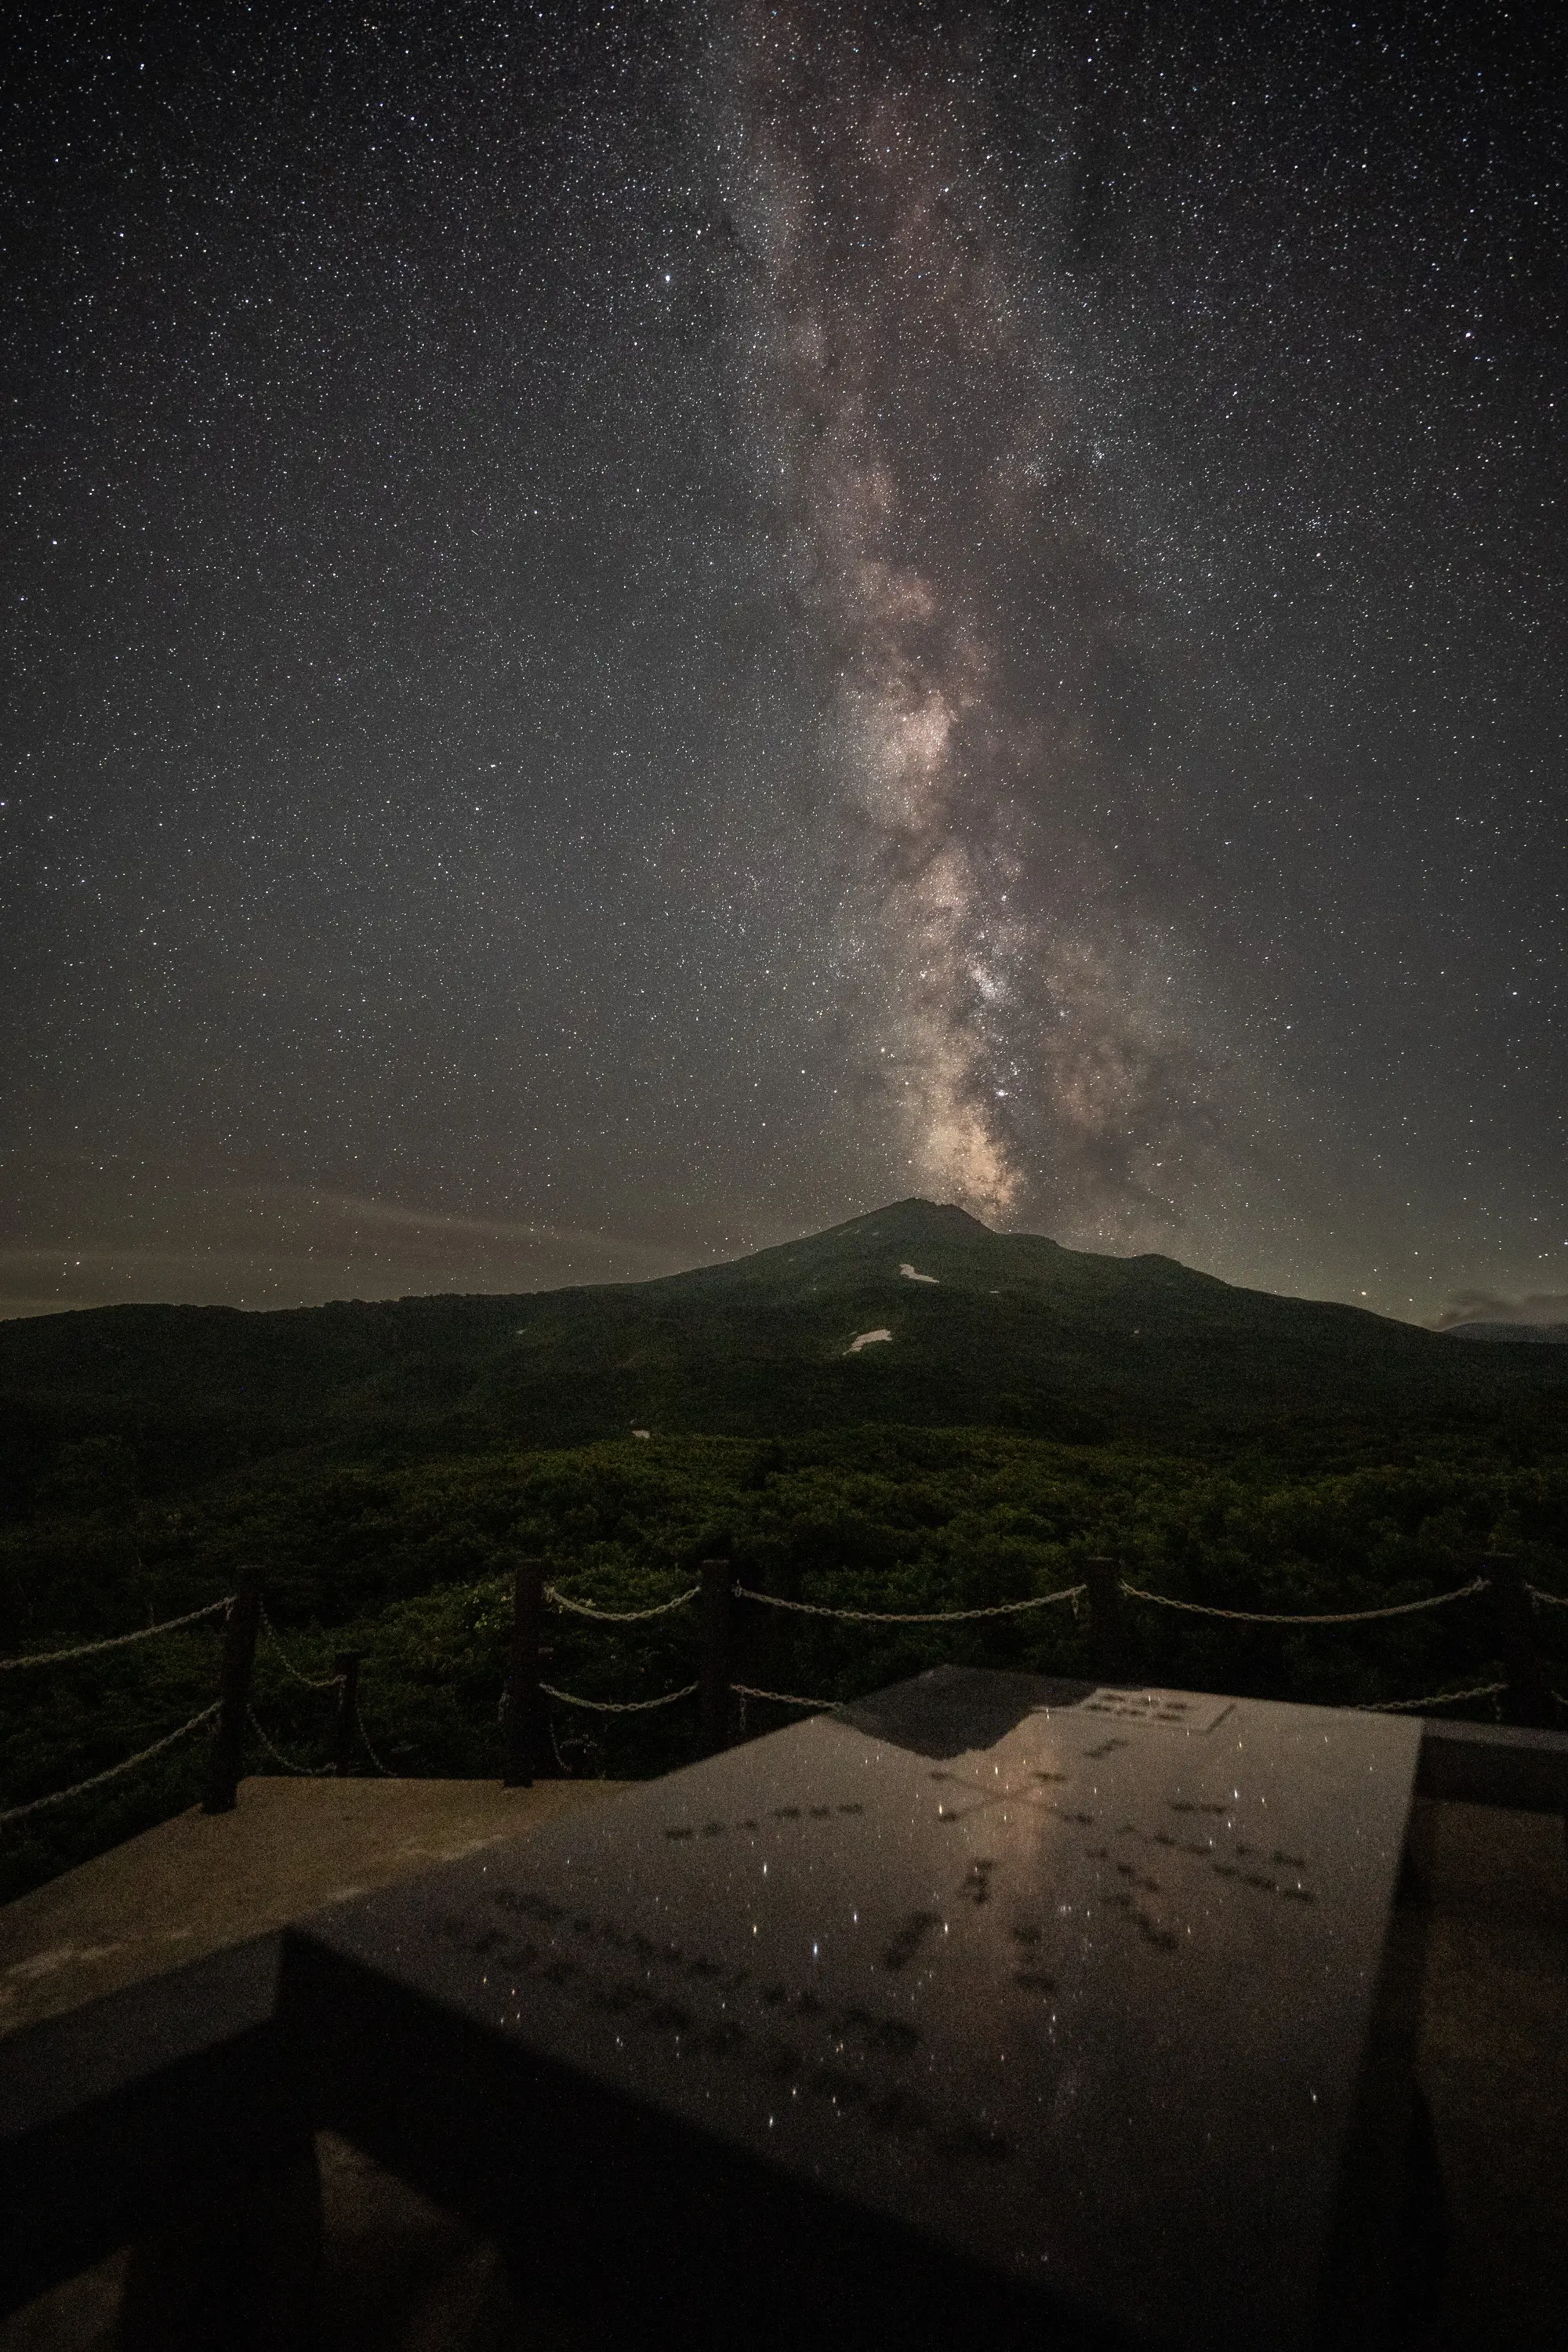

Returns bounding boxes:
[3,0,1564,1327]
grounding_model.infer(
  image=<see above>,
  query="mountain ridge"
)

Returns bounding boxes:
[2,1200,1563,1482]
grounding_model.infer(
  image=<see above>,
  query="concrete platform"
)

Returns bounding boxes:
[1409,1798,1568,2351]
[1,1787,1563,2350]
[0,1776,626,2039]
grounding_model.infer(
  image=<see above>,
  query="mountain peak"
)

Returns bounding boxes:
[843,1198,995,1240]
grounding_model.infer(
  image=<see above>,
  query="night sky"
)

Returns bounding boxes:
[4,1,1563,1327]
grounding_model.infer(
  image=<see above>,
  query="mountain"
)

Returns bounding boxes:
[2,1202,1565,1494]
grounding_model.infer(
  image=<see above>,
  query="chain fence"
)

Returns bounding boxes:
[5,1546,1563,1834]
[0,1595,233,1673]
[233,1553,1568,1756]
[241,1560,1541,1763]
[0,1702,222,1828]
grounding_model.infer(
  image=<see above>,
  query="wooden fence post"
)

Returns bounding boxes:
[1083,1556,1129,1684]
[503,1558,550,1788]
[201,1566,263,1815]
[330,1653,364,1777]
[699,1558,734,1758]
[1484,1554,1553,1730]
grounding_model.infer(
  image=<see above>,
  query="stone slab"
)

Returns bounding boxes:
[286,1668,1423,2350]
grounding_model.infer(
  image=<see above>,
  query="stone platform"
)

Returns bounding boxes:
[0,1775,624,2040]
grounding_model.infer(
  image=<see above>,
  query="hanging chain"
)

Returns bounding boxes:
[0,1596,233,1673]
[245,1704,334,1776]
[354,1693,396,1776]
[1359,1682,1507,1714]
[731,1681,831,1708]
[544,1584,701,1622]
[258,1603,343,1690]
[0,1703,222,1828]
[539,1679,699,1713]
[1119,1576,1488,1626]
[733,1582,1087,1624]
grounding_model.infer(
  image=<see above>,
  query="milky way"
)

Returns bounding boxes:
[2,0,1563,1323]
[728,8,1229,1241]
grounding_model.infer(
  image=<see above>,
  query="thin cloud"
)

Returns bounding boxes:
[1433,1290,1568,1330]
[0,1188,694,1319]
